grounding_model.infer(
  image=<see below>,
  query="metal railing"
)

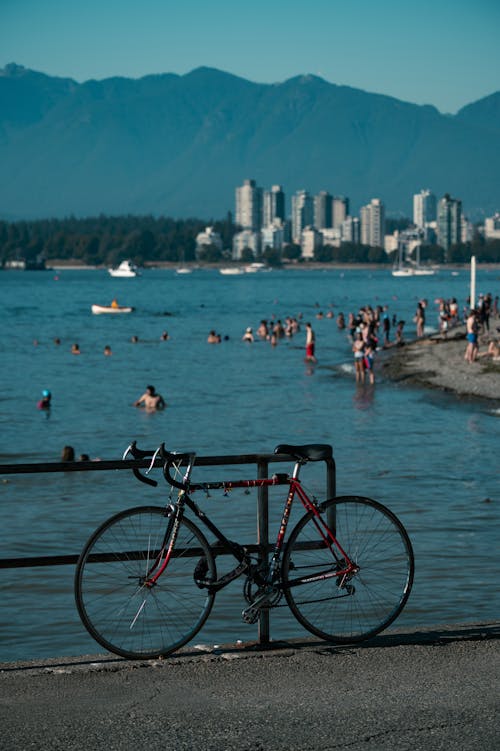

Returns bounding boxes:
[0,450,336,645]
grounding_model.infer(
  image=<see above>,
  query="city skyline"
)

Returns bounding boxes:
[229,179,478,259]
[1,1,499,114]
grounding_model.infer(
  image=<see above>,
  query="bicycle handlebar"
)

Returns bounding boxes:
[124,441,196,491]
[122,441,159,487]
[159,444,196,490]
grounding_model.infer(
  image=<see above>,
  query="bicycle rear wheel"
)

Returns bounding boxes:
[282,496,414,643]
[75,506,216,659]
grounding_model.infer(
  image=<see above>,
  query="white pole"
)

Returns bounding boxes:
[470,255,476,310]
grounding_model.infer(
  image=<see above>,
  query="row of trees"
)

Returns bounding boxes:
[1,214,499,267]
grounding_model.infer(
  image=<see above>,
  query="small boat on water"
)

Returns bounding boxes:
[108,260,140,277]
[392,243,436,277]
[91,303,134,315]
[244,262,272,273]
[219,267,244,275]
[392,266,436,277]
[176,267,193,275]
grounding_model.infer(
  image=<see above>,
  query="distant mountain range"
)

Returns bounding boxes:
[1,63,499,221]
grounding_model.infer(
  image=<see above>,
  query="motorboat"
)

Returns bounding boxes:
[219,267,245,275]
[91,303,134,315]
[244,262,272,273]
[108,260,139,277]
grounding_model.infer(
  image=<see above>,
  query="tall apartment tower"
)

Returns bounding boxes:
[413,189,436,228]
[235,179,263,231]
[437,194,462,257]
[360,198,385,247]
[291,190,313,243]
[313,191,333,229]
[263,185,285,226]
[332,196,349,229]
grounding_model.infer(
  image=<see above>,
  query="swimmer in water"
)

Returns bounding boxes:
[133,385,166,411]
[37,389,52,410]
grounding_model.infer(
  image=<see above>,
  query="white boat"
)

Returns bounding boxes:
[108,260,139,277]
[176,267,193,275]
[91,304,134,315]
[392,266,436,277]
[244,262,272,273]
[392,243,436,277]
[219,267,244,275]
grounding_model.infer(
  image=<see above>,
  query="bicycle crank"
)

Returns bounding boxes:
[241,586,281,624]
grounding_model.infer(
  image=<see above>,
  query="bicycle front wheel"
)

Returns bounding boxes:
[75,506,216,659]
[282,496,414,643]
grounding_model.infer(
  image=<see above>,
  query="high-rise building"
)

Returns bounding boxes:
[332,196,349,229]
[437,194,462,257]
[300,227,322,260]
[413,189,437,228]
[484,213,500,240]
[313,191,333,229]
[261,220,286,251]
[360,198,385,247]
[291,190,313,243]
[235,179,263,231]
[342,216,360,245]
[263,185,285,227]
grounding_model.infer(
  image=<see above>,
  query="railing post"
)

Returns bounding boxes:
[257,458,270,645]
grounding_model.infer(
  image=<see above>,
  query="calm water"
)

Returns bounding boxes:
[1,267,499,662]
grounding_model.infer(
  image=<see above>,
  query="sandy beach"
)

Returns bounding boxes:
[381,323,500,402]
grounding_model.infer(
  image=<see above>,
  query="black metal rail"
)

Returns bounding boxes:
[0,450,336,644]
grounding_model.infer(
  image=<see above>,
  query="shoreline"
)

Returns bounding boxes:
[37,260,500,272]
[380,324,500,402]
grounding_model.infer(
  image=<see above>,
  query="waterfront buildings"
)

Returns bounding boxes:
[291,190,314,244]
[313,191,333,229]
[195,226,223,257]
[360,198,385,248]
[263,185,286,226]
[232,178,482,261]
[332,196,349,229]
[437,194,462,258]
[235,179,263,231]
[413,189,436,228]
[484,213,500,240]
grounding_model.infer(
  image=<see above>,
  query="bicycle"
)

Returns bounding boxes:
[75,442,415,660]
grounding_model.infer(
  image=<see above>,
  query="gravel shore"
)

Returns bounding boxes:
[380,323,500,402]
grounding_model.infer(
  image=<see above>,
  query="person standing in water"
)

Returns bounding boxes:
[133,385,166,411]
[305,322,317,363]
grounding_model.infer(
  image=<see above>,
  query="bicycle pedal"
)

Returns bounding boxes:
[241,606,260,624]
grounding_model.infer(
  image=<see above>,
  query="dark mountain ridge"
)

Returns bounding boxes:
[0,63,498,221]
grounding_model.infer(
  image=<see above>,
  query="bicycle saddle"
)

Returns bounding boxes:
[274,443,333,462]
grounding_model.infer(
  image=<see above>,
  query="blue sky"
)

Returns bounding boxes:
[1,0,499,113]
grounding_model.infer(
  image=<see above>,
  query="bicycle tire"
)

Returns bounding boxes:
[75,506,217,659]
[282,496,414,643]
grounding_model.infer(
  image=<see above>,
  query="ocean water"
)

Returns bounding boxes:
[1,266,499,662]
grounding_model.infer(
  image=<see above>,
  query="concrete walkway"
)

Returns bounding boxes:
[0,623,499,750]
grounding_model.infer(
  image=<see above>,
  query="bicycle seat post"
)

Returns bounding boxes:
[292,458,306,481]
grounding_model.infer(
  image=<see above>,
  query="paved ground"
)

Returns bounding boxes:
[0,623,498,751]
